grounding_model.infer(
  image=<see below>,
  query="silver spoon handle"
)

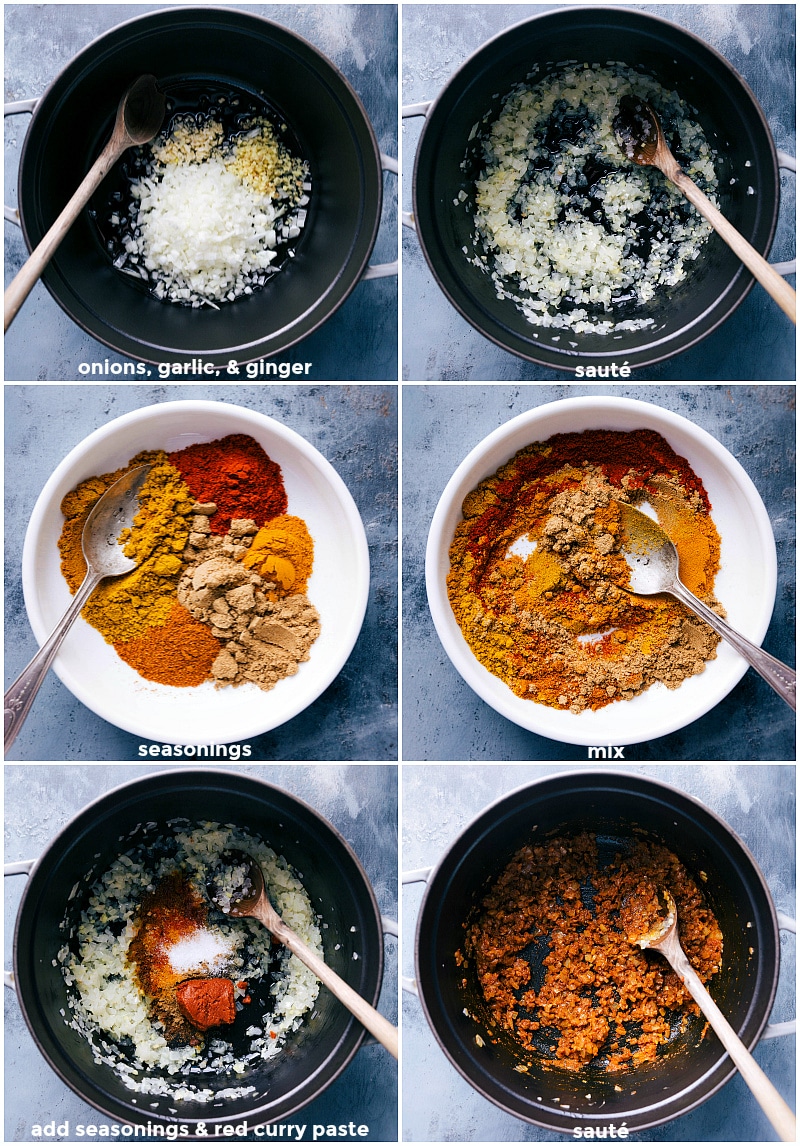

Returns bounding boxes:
[670,578,796,710]
[660,933,796,1142]
[4,571,102,752]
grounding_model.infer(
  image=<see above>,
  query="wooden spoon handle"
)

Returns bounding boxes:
[4,137,124,332]
[674,172,796,324]
[270,916,398,1059]
[666,940,796,1141]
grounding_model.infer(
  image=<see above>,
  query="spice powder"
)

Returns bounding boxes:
[57,434,320,692]
[447,429,724,711]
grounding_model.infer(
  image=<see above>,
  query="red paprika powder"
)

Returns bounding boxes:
[169,434,288,535]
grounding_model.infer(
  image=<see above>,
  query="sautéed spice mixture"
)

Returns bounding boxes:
[460,832,723,1071]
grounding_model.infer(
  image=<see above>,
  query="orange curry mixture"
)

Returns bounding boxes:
[459,832,722,1071]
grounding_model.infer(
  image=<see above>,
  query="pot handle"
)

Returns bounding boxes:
[4,859,35,988]
[771,152,796,276]
[400,866,433,995]
[354,916,398,1048]
[397,875,799,1035]
[398,110,797,271]
[361,154,399,280]
[401,102,433,230]
[761,913,796,1039]
[4,99,38,225]
[3,105,401,272]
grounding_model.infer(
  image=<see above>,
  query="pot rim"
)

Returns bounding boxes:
[411,4,781,371]
[413,767,781,1132]
[14,5,385,365]
[11,766,386,1129]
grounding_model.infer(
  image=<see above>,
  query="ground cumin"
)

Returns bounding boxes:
[460,831,723,1072]
[177,519,321,691]
[447,430,723,712]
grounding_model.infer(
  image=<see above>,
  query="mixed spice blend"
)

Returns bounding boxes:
[448,428,723,710]
[58,433,320,691]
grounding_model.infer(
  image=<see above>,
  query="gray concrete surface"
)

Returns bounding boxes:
[402,763,796,1141]
[402,384,795,761]
[5,763,398,1142]
[4,385,398,760]
[402,4,796,381]
[4,4,398,381]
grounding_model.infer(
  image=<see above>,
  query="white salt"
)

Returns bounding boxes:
[168,929,234,974]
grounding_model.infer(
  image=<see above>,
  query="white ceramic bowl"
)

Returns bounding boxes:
[22,400,370,744]
[426,396,777,746]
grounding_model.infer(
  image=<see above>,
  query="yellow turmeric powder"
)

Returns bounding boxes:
[58,453,195,645]
[241,515,314,594]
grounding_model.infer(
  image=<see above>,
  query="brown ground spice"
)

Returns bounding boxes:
[448,432,723,712]
[460,832,723,1072]
[177,519,320,691]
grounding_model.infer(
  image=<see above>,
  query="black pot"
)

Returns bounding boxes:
[10,769,387,1130]
[414,770,789,1133]
[410,6,789,370]
[11,7,388,365]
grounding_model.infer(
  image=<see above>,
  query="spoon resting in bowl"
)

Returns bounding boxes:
[4,464,153,752]
[613,95,796,324]
[4,74,165,331]
[632,890,796,1142]
[615,501,795,709]
[208,850,398,1059]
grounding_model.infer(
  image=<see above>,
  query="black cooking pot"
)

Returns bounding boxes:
[8,769,390,1130]
[412,770,793,1133]
[8,7,393,365]
[409,6,793,370]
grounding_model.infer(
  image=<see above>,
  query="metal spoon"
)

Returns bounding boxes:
[616,501,795,709]
[613,94,796,324]
[4,75,165,331]
[4,464,152,751]
[209,850,399,1059]
[633,890,796,1142]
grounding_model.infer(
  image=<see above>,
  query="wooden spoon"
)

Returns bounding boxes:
[633,890,796,1142]
[209,850,399,1059]
[4,74,165,331]
[613,95,796,324]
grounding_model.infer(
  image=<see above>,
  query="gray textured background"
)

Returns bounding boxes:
[4,4,398,381]
[4,763,398,1141]
[402,384,795,761]
[4,385,398,761]
[402,3,796,381]
[402,763,796,1141]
